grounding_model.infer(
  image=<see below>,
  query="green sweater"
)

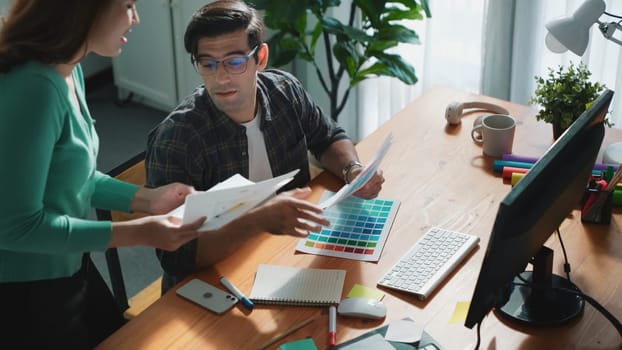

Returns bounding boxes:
[0,62,139,282]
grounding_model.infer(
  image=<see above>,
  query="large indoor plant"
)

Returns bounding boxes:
[529,61,608,139]
[250,0,431,121]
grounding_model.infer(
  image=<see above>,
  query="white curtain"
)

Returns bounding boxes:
[354,0,622,140]
[482,0,622,121]
[355,0,487,139]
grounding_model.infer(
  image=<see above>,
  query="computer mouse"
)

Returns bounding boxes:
[337,297,387,319]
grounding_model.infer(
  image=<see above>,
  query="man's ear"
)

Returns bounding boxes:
[256,43,269,71]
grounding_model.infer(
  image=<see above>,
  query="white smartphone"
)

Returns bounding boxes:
[176,279,238,314]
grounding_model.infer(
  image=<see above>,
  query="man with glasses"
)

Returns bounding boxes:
[146,0,385,293]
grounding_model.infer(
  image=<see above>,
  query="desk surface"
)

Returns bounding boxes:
[97,86,622,350]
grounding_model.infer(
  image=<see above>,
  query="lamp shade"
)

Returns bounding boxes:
[545,0,606,56]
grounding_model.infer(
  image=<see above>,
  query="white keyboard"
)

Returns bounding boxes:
[378,227,479,300]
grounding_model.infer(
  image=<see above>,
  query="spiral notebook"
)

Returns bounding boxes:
[249,264,346,306]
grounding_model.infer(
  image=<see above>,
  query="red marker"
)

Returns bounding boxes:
[328,305,337,347]
[583,179,608,213]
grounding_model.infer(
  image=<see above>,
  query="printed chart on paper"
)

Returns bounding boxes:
[296,193,400,261]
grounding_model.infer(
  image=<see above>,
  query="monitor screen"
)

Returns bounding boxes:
[465,89,614,329]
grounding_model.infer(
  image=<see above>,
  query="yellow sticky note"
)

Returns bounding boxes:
[448,301,470,324]
[346,284,385,300]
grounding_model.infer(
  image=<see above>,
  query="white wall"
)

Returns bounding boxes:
[0,0,8,14]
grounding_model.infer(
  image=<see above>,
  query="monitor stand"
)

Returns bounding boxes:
[495,246,584,326]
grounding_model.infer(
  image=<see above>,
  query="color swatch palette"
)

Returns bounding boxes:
[296,193,400,261]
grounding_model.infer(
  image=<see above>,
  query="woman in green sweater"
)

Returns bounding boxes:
[0,1,206,348]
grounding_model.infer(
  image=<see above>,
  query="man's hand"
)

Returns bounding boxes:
[350,168,385,199]
[249,187,330,236]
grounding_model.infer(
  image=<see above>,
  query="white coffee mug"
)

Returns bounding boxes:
[471,114,516,157]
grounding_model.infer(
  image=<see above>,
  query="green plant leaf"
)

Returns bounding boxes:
[354,0,386,28]
[253,0,310,20]
[266,35,305,67]
[368,40,399,52]
[321,17,372,43]
[249,0,429,120]
[333,42,359,77]
[375,24,420,44]
[310,21,323,52]
[383,6,426,21]
[356,52,418,85]
[529,61,607,129]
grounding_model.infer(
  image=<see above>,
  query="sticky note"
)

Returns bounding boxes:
[448,301,470,324]
[279,337,318,350]
[346,284,385,300]
[385,319,424,343]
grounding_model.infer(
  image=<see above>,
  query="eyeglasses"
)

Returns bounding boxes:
[192,46,259,76]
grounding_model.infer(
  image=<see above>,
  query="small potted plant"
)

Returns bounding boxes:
[529,61,608,139]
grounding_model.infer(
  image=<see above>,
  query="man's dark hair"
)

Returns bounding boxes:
[184,0,264,58]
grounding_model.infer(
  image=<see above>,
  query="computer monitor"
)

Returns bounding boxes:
[465,89,614,329]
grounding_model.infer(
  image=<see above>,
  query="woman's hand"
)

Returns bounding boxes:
[131,182,196,215]
[110,215,206,251]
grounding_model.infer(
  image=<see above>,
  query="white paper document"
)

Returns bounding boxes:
[169,169,299,232]
[384,318,424,343]
[319,132,393,209]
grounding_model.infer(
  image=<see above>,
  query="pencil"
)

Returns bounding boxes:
[256,316,315,350]
[605,163,622,192]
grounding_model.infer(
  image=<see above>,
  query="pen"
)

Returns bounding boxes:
[328,305,337,347]
[220,276,254,310]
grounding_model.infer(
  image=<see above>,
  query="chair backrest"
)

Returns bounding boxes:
[96,151,155,318]
[104,151,148,221]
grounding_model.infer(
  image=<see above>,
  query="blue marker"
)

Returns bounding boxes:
[492,160,534,172]
[220,276,254,310]
[493,159,606,176]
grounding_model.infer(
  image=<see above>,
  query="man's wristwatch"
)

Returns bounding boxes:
[342,160,363,184]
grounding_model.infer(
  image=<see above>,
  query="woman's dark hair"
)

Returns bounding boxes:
[0,0,114,72]
[184,0,264,58]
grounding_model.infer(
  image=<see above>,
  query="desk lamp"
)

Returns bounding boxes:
[545,0,622,164]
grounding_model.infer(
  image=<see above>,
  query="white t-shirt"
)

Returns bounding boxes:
[242,108,273,182]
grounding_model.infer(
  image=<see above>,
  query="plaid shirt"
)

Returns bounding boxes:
[145,69,348,290]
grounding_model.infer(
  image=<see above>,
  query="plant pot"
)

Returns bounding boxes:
[552,123,566,140]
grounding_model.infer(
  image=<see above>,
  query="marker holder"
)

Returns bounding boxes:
[581,189,612,224]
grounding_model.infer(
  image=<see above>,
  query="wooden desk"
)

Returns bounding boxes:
[97,86,622,349]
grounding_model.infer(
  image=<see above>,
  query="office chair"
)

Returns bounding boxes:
[95,151,162,319]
